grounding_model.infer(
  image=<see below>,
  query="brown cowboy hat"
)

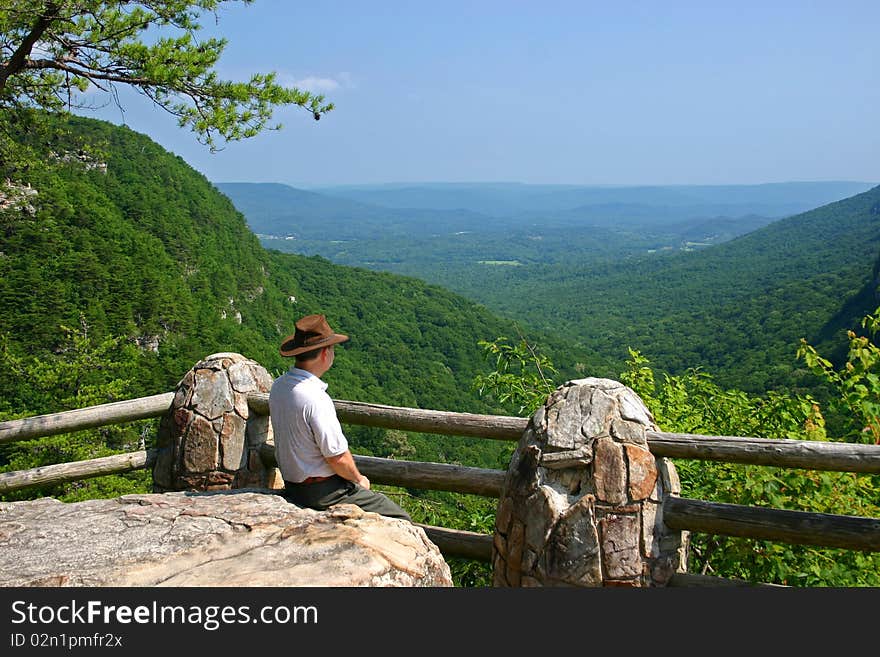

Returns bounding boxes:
[279,314,349,357]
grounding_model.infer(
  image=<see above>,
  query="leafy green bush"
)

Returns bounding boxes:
[621,348,880,585]
[0,321,156,502]
[797,307,880,444]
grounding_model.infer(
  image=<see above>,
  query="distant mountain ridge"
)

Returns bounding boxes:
[309,180,877,218]
[215,182,502,239]
[219,180,876,245]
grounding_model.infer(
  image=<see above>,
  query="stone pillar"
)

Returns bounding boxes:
[152,353,279,492]
[492,378,688,587]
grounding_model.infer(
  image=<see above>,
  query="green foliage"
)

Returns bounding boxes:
[0,320,156,502]
[0,0,332,167]
[472,332,880,586]
[622,348,828,442]
[1,317,140,412]
[1,113,282,386]
[797,306,880,444]
[620,349,880,586]
[473,335,559,415]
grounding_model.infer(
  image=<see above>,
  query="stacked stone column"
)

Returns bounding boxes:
[493,378,688,586]
[152,353,278,492]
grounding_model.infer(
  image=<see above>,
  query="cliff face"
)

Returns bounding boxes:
[0,491,452,587]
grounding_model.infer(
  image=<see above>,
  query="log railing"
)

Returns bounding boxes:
[0,393,175,445]
[7,392,880,474]
[2,389,880,586]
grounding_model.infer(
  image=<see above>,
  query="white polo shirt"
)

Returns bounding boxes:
[269,367,349,484]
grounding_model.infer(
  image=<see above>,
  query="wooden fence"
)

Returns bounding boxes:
[2,389,880,585]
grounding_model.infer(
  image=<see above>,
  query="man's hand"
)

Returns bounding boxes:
[326,450,370,489]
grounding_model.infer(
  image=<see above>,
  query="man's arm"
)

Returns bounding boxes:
[325,450,370,489]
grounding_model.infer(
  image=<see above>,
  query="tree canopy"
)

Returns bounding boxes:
[0,1,332,175]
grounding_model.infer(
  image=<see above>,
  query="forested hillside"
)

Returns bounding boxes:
[476,185,880,393]
[0,115,602,497]
[0,115,594,399]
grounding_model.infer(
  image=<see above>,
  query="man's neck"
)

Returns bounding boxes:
[295,362,328,378]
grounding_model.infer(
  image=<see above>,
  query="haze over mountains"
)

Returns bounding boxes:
[311,181,875,219]
[218,180,875,238]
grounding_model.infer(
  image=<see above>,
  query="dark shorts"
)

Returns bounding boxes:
[282,475,412,522]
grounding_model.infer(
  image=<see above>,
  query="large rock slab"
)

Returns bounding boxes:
[0,491,452,587]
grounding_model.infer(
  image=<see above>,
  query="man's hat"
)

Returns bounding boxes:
[279,314,349,357]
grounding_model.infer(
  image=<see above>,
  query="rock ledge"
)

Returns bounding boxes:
[0,490,452,587]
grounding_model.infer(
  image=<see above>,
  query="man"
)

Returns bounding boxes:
[269,313,412,522]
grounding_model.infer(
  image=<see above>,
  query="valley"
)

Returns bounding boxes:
[220,180,880,392]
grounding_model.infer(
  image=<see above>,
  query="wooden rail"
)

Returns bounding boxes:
[4,392,880,474]
[0,450,157,493]
[416,524,493,562]
[0,446,507,499]
[667,572,785,587]
[647,431,880,474]
[664,497,880,552]
[3,391,880,564]
[356,454,505,497]
[0,393,174,445]
[258,443,505,498]
[250,394,880,475]
[246,393,526,441]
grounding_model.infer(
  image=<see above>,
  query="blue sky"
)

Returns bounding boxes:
[85,0,880,188]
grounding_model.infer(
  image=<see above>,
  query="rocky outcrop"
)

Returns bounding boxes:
[0,491,452,587]
[0,179,38,215]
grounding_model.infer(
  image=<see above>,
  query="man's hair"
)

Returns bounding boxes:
[295,346,325,364]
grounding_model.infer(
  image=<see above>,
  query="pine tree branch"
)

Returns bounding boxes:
[0,2,62,91]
